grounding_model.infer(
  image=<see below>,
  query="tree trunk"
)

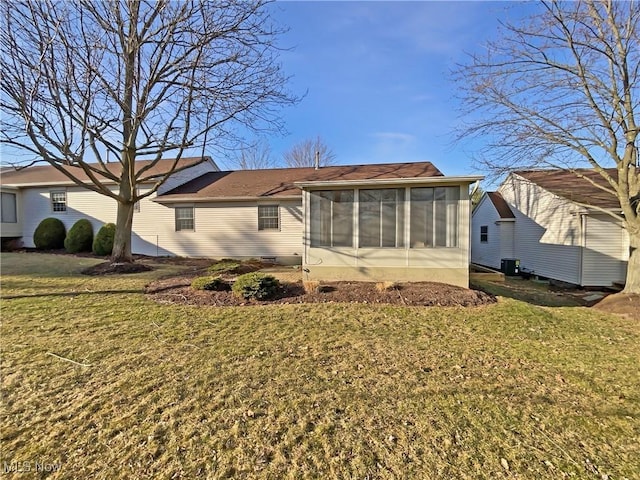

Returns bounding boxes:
[111,200,135,263]
[623,229,640,294]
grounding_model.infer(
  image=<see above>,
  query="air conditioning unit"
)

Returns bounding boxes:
[500,258,520,276]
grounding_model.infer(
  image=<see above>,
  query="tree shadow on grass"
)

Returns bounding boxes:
[2,289,143,300]
[471,279,583,308]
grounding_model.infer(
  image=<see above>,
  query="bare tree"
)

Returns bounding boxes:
[283,136,337,168]
[457,0,640,293]
[231,139,276,170]
[0,0,297,263]
[471,185,485,211]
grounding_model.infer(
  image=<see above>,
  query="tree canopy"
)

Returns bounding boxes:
[1,0,297,262]
[457,0,640,293]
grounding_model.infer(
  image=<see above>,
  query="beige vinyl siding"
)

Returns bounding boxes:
[135,199,303,260]
[20,185,303,260]
[470,195,504,269]
[581,214,628,286]
[21,186,116,247]
[499,175,582,284]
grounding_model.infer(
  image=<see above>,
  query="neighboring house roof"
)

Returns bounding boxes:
[486,191,515,219]
[513,168,624,210]
[0,157,212,187]
[157,161,445,202]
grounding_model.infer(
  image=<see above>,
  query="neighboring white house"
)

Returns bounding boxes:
[471,169,630,287]
[0,157,219,255]
[1,160,481,287]
[471,191,516,270]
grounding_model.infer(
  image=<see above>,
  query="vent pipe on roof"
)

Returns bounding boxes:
[314,150,320,170]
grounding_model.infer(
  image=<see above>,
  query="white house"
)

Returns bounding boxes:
[471,169,630,287]
[0,157,219,256]
[1,159,481,287]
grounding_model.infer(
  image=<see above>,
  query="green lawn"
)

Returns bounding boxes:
[1,253,639,479]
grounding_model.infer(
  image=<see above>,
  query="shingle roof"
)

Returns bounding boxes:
[157,162,444,200]
[487,191,515,219]
[514,168,629,210]
[0,157,210,186]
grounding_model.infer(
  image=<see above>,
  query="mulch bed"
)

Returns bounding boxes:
[82,261,154,275]
[145,273,496,307]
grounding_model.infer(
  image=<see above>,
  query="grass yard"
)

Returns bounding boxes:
[1,253,639,479]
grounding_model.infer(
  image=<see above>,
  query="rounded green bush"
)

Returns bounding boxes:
[231,272,280,300]
[64,219,94,253]
[191,276,229,291]
[92,223,116,256]
[33,217,66,250]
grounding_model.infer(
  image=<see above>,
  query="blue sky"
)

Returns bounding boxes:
[223,0,537,177]
[1,1,538,182]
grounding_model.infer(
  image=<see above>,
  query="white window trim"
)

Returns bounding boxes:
[1,192,17,223]
[258,204,280,231]
[480,225,488,243]
[175,205,195,232]
[50,190,67,213]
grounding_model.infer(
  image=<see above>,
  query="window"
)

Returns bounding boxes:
[310,190,354,247]
[258,205,279,230]
[175,207,194,231]
[1,192,17,223]
[358,189,405,247]
[51,191,67,212]
[410,186,459,248]
[480,225,488,243]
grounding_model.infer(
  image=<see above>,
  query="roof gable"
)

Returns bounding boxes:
[158,162,444,200]
[512,168,625,210]
[486,191,515,219]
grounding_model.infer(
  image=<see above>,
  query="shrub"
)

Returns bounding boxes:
[33,217,66,250]
[232,272,280,300]
[208,259,243,275]
[191,276,229,291]
[64,219,94,253]
[92,223,116,256]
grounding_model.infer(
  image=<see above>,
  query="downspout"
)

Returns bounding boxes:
[302,189,310,281]
[578,213,587,286]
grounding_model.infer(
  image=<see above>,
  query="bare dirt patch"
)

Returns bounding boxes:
[145,272,496,307]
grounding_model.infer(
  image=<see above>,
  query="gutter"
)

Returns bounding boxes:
[294,175,484,189]
[0,179,161,188]
[154,195,302,204]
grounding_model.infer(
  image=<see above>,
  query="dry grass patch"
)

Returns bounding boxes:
[1,254,639,479]
[375,281,399,292]
[302,280,321,293]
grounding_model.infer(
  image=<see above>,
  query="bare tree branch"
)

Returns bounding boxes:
[455,0,640,292]
[1,0,298,262]
[283,136,337,168]
[231,139,276,170]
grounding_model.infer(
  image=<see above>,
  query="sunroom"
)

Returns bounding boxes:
[296,176,482,287]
